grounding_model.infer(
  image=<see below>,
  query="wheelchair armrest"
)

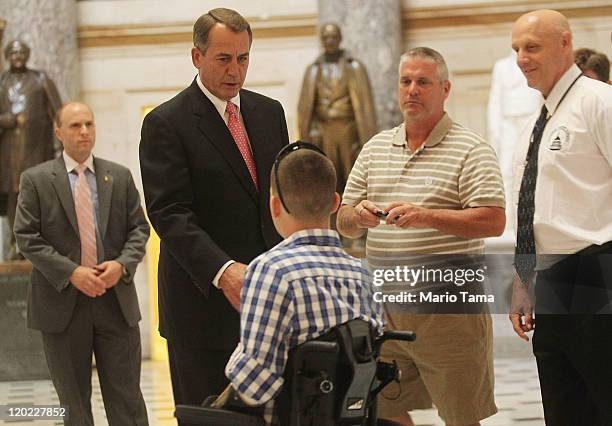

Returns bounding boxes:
[380,330,416,342]
[373,330,416,356]
[293,340,339,356]
[174,405,265,426]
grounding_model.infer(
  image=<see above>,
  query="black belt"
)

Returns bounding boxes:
[578,240,612,256]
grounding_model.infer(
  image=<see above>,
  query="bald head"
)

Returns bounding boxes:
[55,102,93,127]
[515,10,570,35]
[512,9,574,97]
[54,102,96,164]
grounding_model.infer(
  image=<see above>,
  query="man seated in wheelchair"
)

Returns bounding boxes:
[216,142,383,424]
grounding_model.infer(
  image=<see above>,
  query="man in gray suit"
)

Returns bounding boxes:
[14,101,150,426]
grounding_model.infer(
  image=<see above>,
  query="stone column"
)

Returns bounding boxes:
[318,0,402,130]
[0,0,79,101]
[0,0,79,258]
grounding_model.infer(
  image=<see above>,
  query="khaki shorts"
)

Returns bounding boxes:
[377,313,497,425]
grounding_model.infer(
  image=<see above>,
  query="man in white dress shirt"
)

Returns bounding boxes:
[509,9,612,425]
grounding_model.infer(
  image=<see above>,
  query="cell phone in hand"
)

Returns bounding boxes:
[375,210,388,219]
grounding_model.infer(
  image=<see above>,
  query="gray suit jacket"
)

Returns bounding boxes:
[14,156,150,333]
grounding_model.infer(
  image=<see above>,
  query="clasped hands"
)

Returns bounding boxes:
[70,260,124,298]
[354,200,429,229]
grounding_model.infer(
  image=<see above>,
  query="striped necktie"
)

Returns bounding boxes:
[74,164,98,267]
[226,101,258,190]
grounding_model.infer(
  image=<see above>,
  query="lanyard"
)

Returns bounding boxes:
[525,72,583,163]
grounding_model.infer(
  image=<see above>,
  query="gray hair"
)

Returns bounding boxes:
[399,47,449,81]
[193,8,252,53]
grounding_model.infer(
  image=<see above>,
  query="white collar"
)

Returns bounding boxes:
[63,151,95,174]
[543,64,582,116]
[196,74,241,118]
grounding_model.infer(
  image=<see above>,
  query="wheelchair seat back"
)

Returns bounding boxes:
[276,319,377,426]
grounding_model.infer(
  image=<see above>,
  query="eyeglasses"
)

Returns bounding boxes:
[273,141,326,214]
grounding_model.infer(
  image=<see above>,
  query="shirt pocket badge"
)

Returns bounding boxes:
[548,126,570,151]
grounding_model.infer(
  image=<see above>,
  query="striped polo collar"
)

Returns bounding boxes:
[392,112,453,149]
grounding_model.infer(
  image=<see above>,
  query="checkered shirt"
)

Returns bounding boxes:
[225,229,383,424]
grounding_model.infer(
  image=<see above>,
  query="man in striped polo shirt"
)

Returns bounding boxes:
[337,48,506,426]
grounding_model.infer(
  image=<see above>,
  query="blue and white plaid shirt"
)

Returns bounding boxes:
[225,229,383,424]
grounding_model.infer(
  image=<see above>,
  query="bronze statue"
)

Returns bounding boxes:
[0,40,61,260]
[298,23,377,193]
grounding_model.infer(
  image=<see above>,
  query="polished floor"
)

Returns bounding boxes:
[0,355,544,425]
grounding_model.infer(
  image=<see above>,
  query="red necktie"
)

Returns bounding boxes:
[74,164,98,267]
[226,101,258,190]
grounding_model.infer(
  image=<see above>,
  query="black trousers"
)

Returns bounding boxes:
[167,341,233,426]
[533,245,612,425]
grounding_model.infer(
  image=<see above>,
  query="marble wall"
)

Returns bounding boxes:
[0,0,79,100]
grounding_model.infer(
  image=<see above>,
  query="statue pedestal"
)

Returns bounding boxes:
[0,261,49,381]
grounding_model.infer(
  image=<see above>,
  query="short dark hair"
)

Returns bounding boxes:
[193,8,252,53]
[574,48,610,82]
[271,148,337,221]
[4,39,30,61]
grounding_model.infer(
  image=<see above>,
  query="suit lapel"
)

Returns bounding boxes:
[51,157,79,236]
[241,91,278,202]
[189,81,258,204]
[94,157,113,238]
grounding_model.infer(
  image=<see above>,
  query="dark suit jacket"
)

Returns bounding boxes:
[139,79,289,350]
[14,156,150,333]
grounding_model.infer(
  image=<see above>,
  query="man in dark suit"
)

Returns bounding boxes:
[14,101,150,426]
[139,8,289,411]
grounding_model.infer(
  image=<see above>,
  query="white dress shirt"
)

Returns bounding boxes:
[513,64,612,255]
[63,150,94,175]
